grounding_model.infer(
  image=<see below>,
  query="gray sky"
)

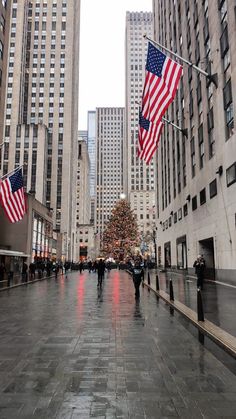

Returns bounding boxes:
[78,0,152,130]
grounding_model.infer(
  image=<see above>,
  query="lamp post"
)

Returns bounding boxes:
[152,227,157,267]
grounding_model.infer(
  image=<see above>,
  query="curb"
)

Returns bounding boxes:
[0,272,67,292]
[143,280,236,359]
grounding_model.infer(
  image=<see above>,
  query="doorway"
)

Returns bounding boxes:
[199,237,215,280]
[164,241,171,268]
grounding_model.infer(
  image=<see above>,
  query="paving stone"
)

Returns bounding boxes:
[0,270,235,418]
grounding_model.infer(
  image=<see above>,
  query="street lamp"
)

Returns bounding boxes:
[120,193,126,200]
[152,227,157,267]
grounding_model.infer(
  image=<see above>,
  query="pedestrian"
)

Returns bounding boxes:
[88,260,92,273]
[22,260,28,283]
[97,259,105,288]
[79,261,83,273]
[132,259,144,299]
[29,262,36,281]
[0,262,6,287]
[55,264,59,279]
[193,254,206,290]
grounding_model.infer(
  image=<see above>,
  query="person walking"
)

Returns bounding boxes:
[193,255,206,290]
[97,259,105,288]
[132,259,144,299]
[0,262,6,287]
[22,260,28,283]
[29,262,36,281]
[79,261,83,273]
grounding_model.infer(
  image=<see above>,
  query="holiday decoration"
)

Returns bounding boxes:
[101,199,139,260]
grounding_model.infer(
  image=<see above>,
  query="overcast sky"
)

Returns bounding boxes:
[78,0,152,130]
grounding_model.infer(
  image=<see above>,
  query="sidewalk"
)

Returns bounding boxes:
[0,270,236,418]
[145,269,236,339]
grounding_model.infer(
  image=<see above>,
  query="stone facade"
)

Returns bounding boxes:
[152,0,236,283]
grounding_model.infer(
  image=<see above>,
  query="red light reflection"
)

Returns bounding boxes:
[77,273,85,319]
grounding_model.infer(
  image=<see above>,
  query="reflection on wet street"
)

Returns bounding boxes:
[0,269,236,418]
[147,270,236,338]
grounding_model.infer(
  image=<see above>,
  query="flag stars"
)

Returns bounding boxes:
[146,43,166,77]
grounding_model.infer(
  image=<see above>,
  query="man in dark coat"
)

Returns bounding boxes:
[132,259,144,299]
[97,259,105,288]
[193,255,206,290]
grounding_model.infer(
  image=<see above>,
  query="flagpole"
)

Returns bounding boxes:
[0,164,25,180]
[144,34,218,88]
[162,117,188,138]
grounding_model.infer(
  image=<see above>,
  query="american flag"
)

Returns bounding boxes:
[141,42,183,124]
[0,168,26,223]
[138,112,164,164]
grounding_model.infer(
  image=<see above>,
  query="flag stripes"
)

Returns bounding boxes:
[0,169,26,223]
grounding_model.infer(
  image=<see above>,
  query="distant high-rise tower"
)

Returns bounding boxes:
[0,0,12,147]
[125,11,156,241]
[95,107,124,238]
[87,110,96,223]
[0,0,80,260]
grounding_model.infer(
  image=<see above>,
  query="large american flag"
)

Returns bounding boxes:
[142,42,183,123]
[138,42,182,163]
[0,168,26,223]
[138,112,164,164]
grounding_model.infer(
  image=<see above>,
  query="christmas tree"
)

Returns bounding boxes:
[102,199,139,260]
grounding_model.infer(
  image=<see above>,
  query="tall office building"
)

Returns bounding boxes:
[125,11,157,245]
[0,0,80,260]
[0,0,11,146]
[77,136,90,225]
[95,107,124,239]
[87,110,96,223]
[153,0,236,282]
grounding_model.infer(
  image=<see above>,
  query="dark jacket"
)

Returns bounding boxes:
[193,259,205,277]
[132,265,144,283]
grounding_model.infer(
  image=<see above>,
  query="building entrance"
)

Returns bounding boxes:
[199,237,215,280]
[164,241,171,268]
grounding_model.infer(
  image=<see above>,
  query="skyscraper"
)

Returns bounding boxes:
[95,107,124,239]
[0,0,12,147]
[152,0,236,282]
[125,11,157,247]
[0,0,80,260]
[87,110,96,223]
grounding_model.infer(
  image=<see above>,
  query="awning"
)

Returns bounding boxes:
[0,249,31,257]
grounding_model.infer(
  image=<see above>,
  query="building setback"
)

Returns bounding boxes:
[125,11,157,248]
[0,0,80,261]
[152,0,236,283]
[95,107,124,241]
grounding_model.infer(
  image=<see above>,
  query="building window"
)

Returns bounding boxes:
[226,162,236,187]
[190,137,196,177]
[209,179,217,198]
[174,212,177,223]
[178,208,182,220]
[198,124,204,169]
[200,188,206,205]
[192,195,197,211]
[223,79,234,139]
[183,203,188,217]
[207,107,215,158]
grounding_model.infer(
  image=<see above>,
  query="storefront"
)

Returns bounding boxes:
[0,249,30,287]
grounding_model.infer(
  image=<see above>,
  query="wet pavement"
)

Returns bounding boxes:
[146,270,236,338]
[0,270,236,418]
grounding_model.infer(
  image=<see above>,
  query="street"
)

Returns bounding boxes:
[0,270,236,418]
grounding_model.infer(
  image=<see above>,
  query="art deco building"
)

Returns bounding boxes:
[95,107,124,240]
[0,0,80,260]
[125,11,157,248]
[76,135,90,225]
[87,110,96,223]
[0,0,11,147]
[153,0,236,283]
